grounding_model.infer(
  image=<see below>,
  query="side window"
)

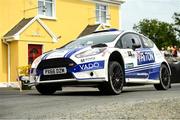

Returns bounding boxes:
[115,39,122,48]
[121,34,133,49]
[131,34,141,45]
[141,36,154,48]
[120,33,141,49]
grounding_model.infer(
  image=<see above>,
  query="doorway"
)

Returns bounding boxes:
[28,44,42,64]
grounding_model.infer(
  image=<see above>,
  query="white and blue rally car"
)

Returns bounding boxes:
[30,29,171,95]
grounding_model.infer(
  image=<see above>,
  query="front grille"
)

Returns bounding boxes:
[40,74,74,81]
[37,58,76,69]
[37,58,76,81]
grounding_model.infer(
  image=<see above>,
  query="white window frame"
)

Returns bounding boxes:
[96,3,109,25]
[38,0,56,20]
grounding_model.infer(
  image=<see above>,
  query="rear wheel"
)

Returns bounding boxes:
[36,84,58,95]
[99,61,124,95]
[154,64,171,90]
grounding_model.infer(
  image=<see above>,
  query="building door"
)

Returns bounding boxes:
[28,44,42,64]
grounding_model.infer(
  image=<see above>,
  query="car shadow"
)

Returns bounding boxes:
[27,87,156,97]
[58,91,102,96]
[28,90,107,96]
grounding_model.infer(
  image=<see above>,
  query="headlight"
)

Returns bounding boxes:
[75,48,106,58]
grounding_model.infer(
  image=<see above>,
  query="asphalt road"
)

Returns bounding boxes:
[0,84,180,119]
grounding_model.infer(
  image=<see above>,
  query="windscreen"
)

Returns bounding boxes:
[63,33,119,49]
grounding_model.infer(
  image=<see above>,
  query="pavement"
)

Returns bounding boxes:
[0,84,180,119]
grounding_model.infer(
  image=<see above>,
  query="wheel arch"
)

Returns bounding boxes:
[161,62,172,75]
[108,51,125,68]
[154,61,171,90]
[108,51,125,80]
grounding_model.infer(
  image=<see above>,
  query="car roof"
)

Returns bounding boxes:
[92,29,141,36]
[78,29,145,40]
[78,30,121,39]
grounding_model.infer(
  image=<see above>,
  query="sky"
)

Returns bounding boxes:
[121,0,180,30]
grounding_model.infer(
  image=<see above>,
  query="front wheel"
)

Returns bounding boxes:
[99,61,124,95]
[36,84,57,95]
[154,64,171,90]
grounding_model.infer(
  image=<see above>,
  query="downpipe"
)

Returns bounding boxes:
[2,39,11,87]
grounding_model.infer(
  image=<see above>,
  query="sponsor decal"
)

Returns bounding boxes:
[126,72,149,79]
[79,62,99,70]
[127,51,134,57]
[137,50,155,65]
[80,57,95,62]
[137,73,149,76]
[125,66,160,80]
[69,60,104,73]
[64,47,84,58]
[125,63,134,69]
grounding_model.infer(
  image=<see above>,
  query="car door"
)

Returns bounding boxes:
[116,33,144,79]
[139,35,157,80]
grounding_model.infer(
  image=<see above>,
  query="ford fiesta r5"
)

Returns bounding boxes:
[30,29,171,95]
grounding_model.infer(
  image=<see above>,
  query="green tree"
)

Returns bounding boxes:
[173,12,180,42]
[133,19,178,49]
[173,12,180,33]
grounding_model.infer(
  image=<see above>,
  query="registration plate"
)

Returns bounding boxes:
[43,67,67,75]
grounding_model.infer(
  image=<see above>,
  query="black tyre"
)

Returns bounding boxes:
[154,64,171,90]
[99,61,124,95]
[22,85,31,90]
[36,84,57,95]
[170,62,180,83]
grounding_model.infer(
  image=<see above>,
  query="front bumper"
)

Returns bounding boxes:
[30,57,107,86]
[30,76,106,86]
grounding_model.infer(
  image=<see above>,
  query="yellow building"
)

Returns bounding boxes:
[0,0,125,87]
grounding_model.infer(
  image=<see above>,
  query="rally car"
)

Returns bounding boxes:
[30,29,171,95]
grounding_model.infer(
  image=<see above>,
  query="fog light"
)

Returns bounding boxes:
[90,72,94,77]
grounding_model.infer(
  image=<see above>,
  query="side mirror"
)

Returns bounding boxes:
[132,44,141,51]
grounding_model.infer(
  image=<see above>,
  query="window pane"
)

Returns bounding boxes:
[121,34,142,49]
[131,34,141,45]
[96,4,107,24]
[45,2,53,17]
[101,5,106,11]
[101,11,106,23]
[121,34,134,49]
[38,0,55,18]
[38,1,44,15]
[141,36,154,48]
[96,10,99,22]
[64,34,119,49]
[46,0,53,2]
[96,4,100,10]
